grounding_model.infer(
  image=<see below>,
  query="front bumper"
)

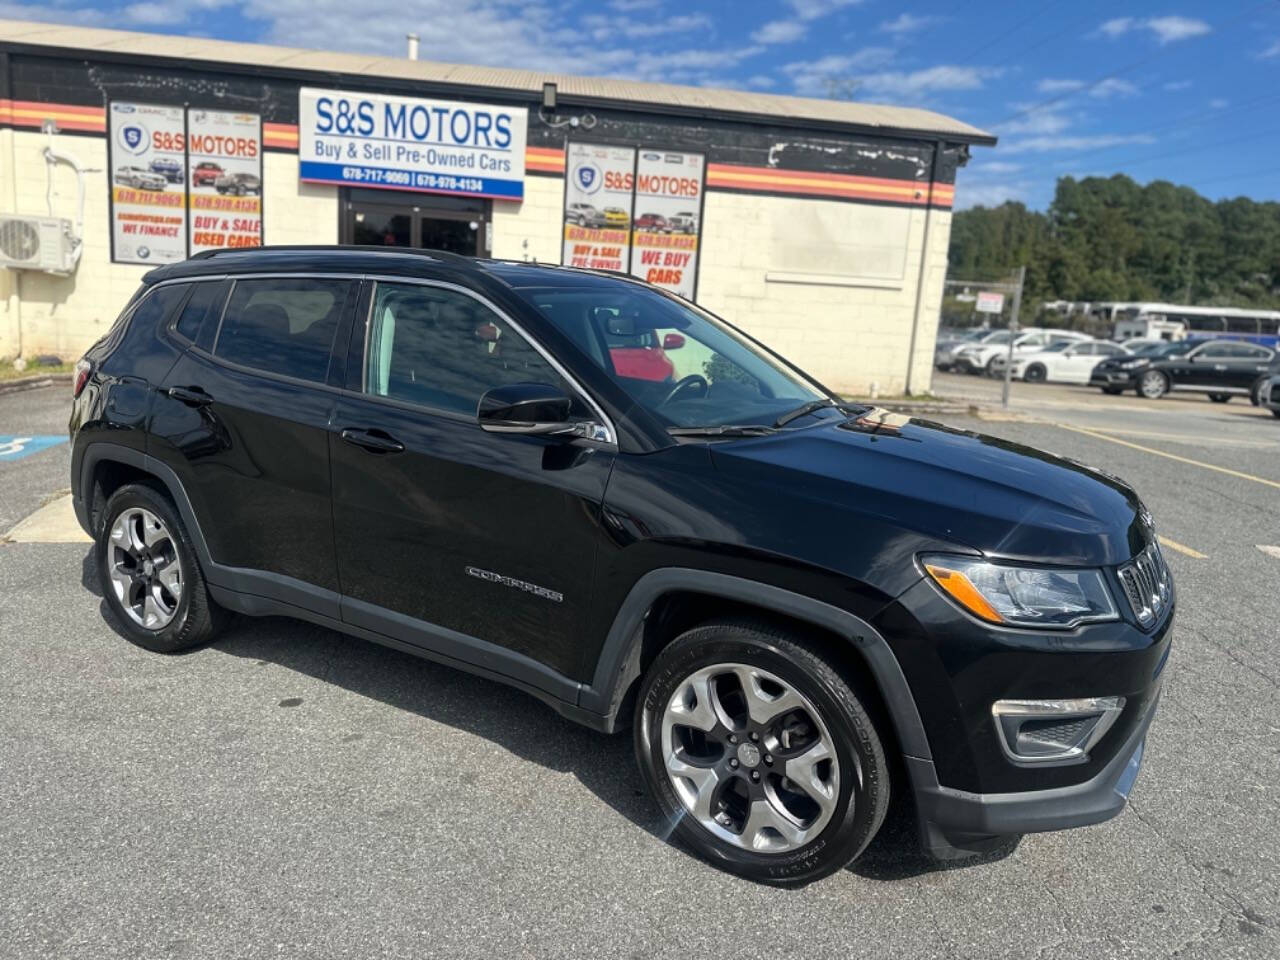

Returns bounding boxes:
[1090,369,1138,388]
[911,686,1159,858]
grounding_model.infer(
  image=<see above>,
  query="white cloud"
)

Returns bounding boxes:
[583,12,711,42]
[1262,40,1280,59]
[781,47,896,96]
[879,13,935,34]
[1036,78,1085,93]
[1162,79,1193,91]
[1002,109,1073,135]
[1089,77,1139,99]
[787,0,864,22]
[976,161,1022,174]
[746,74,777,89]
[752,20,806,45]
[1098,15,1211,45]
[1001,133,1156,155]
[1209,98,1229,109]
[1145,15,1212,44]
[856,65,1002,100]
[1099,17,1134,38]
[955,181,1032,209]
[609,0,660,9]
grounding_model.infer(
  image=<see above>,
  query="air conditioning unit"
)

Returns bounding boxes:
[0,215,77,273]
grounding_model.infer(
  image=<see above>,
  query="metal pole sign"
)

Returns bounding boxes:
[1001,265,1027,409]
[975,291,1005,314]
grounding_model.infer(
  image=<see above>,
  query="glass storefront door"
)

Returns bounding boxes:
[342,189,489,256]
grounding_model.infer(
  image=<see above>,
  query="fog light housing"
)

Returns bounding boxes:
[992,697,1125,766]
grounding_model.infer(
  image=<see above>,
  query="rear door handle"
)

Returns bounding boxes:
[166,385,213,407]
[340,428,405,454]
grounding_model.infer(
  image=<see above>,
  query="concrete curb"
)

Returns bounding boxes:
[0,373,72,397]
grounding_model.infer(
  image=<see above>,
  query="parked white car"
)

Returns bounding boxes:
[953,328,1090,375]
[991,339,1131,383]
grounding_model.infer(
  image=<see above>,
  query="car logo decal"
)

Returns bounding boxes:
[465,566,563,603]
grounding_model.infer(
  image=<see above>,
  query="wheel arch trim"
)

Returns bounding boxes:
[581,568,934,761]
[75,441,343,619]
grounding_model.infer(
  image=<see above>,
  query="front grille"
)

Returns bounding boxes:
[1118,541,1172,628]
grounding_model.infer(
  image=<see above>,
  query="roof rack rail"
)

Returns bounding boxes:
[186,244,476,263]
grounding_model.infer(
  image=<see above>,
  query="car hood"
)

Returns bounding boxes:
[711,412,1148,567]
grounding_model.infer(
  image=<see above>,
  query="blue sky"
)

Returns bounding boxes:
[10,0,1280,209]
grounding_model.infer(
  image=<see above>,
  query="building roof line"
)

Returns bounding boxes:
[0,18,997,146]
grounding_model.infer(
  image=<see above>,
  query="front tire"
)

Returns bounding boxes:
[1024,363,1047,383]
[1139,370,1170,399]
[1208,393,1231,404]
[634,620,890,886]
[97,483,224,653]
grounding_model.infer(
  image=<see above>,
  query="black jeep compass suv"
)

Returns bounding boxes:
[70,247,1173,885]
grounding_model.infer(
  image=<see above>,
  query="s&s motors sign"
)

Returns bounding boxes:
[298,87,527,200]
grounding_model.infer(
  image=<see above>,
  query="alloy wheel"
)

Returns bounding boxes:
[107,507,183,629]
[660,663,843,854]
[1140,371,1167,398]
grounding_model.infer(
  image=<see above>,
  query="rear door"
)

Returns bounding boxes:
[329,279,615,681]
[1218,343,1274,389]
[151,274,357,606]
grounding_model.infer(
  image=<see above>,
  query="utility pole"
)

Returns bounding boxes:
[1001,265,1026,409]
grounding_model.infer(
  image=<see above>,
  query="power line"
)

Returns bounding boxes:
[950,3,1057,67]
[1060,126,1280,175]
[1047,91,1280,168]
[990,1,1277,132]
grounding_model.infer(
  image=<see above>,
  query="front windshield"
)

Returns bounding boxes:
[981,331,1013,344]
[512,280,829,429]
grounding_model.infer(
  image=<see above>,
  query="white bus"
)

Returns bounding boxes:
[1046,301,1280,347]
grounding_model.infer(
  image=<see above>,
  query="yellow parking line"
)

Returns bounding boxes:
[1054,422,1280,491]
[1158,536,1207,560]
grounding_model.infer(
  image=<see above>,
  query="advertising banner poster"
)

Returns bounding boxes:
[298,88,527,199]
[629,150,704,299]
[562,143,636,272]
[108,102,187,264]
[186,109,262,254]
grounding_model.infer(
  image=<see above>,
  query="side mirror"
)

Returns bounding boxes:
[662,332,686,350]
[478,382,580,437]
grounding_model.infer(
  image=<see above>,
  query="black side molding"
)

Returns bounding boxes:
[579,568,934,761]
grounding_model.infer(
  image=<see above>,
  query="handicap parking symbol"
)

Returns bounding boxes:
[0,435,67,461]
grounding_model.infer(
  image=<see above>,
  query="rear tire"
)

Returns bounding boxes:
[634,619,890,886]
[96,483,224,653]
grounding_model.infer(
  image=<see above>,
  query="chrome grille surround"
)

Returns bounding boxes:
[1117,541,1171,627]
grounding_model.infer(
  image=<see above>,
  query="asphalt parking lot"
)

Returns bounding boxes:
[2,380,1278,959]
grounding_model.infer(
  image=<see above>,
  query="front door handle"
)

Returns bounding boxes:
[166,385,213,407]
[340,428,405,454]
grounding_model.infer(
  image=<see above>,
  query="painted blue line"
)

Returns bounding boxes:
[0,435,67,462]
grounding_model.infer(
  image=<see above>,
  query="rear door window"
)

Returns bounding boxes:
[214,277,354,383]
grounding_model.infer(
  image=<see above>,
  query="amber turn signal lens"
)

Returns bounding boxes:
[924,562,1006,624]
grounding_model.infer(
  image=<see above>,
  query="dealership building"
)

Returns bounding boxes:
[0,19,993,394]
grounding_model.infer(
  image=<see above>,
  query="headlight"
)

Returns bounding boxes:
[922,555,1119,628]
[1117,359,1146,369]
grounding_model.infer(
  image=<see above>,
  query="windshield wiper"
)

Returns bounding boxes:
[773,399,865,428]
[667,424,778,437]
